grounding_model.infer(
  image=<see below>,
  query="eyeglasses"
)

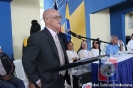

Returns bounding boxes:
[47,15,62,20]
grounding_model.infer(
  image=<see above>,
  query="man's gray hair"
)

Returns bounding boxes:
[110,35,117,42]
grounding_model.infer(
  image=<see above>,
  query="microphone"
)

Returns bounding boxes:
[65,29,77,37]
[65,29,83,39]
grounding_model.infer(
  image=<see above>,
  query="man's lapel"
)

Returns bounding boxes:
[44,28,59,58]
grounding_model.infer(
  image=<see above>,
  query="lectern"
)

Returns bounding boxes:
[51,55,106,88]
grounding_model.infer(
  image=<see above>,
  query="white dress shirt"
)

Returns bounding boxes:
[127,39,133,50]
[66,50,79,63]
[46,27,57,40]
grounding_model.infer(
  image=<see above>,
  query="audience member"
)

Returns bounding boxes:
[91,40,100,57]
[66,42,79,88]
[66,42,79,63]
[78,40,93,59]
[106,35,123,55]
[22,20,41,53]
[0,46,25,88]
[22,20,41,88]
[127,33,133,51]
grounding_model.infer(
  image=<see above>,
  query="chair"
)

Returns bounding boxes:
[13,59,29,88]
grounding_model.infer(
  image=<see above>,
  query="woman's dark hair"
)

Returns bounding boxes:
[92,40,98,49]
[77,40,87,53]
[30,20,41,34]
[91,40,101,53]
[66,41,73,50]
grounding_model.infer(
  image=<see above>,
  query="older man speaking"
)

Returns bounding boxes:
[22,9,70,88]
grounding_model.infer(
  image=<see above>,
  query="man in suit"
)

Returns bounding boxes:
[22,9,70,88]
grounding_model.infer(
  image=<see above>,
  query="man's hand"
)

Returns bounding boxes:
[37,82,42,88]
[2,74,12,81]
[119,40,123,51]
[119,40,123,45]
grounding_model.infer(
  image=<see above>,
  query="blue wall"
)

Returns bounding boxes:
[0,1,13,58]
[87,0,127,13]
[110,1,133,43]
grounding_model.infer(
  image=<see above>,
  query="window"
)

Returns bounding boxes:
[40,0,45,30]
[128,13,133,29]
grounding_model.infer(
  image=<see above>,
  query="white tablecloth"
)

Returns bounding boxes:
[93,54,133,63]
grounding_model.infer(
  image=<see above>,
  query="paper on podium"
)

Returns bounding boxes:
[51,55,106,72]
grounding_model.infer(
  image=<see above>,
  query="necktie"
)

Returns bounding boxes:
[55,35,66,76]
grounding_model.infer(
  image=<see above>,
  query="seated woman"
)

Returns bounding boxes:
[91,40,100,57]
[78,40,93,59]
[66,42,79,63]
[66,42,79,88]
[77,41,92,86]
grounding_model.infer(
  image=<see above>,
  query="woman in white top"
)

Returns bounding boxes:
[77,40,92,59]
[66,42,79,88]
[77,41,92,79]
[66,42,79,63]
[91,40,100,57]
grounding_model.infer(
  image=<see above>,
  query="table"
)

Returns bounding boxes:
[91,54,133,88]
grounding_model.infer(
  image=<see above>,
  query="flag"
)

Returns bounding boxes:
[65,2,71,42]
[98,57,117,81]
[54,1,62,32]
[54,1,58,10]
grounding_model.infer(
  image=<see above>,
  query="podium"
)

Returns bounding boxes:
[50,55,106,88]
[68,62,92,88]
[51,55,105,71]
